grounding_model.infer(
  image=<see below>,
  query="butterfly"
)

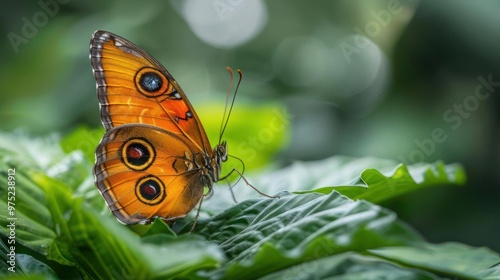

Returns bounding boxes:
[89,30,232,225]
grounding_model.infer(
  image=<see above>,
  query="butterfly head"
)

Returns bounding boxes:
[210,141,227,182]
[215,141,228,162]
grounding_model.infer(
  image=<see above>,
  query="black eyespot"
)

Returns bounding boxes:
[139,179,160,200]
[135,176,166,205]
[134,67,172,97]
[126,143,149,166]
[139,72,163,93]
[121,138,155,171]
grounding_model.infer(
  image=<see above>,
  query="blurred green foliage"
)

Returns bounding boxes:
[1,0,499,259]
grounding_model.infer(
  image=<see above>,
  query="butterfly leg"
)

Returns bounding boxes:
[220,168,280,199]
[189,195,205,233]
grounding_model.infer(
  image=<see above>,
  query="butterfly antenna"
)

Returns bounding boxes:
[219,67,233,142]
[219,67,243,144]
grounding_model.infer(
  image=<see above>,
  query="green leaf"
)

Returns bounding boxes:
[259,253,440,280]
[330,161,466,203]
[0,168,56,255]
[202,157,465,216]
[0,239,57,279]
[0,131,496,279]
[31,173,77,265]
[0,132,65,170]
[202,156,397,214]
[192,192,424,279]
[231,157,465,203]
[14,254,58,279]
[478,263,500,279]
[28,172,225,279]
[59,126,104,164]
[369,242,500,279]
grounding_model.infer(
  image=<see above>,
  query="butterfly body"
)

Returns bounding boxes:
[90,30,227,224]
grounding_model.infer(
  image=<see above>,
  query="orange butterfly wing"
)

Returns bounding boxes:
[90,30,223,224]
[94,124,206,224]
[90,30,211,152]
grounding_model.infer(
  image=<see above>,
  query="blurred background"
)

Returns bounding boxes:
[1,1,499,251]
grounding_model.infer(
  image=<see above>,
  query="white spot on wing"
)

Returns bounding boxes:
[99,33,110,41]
